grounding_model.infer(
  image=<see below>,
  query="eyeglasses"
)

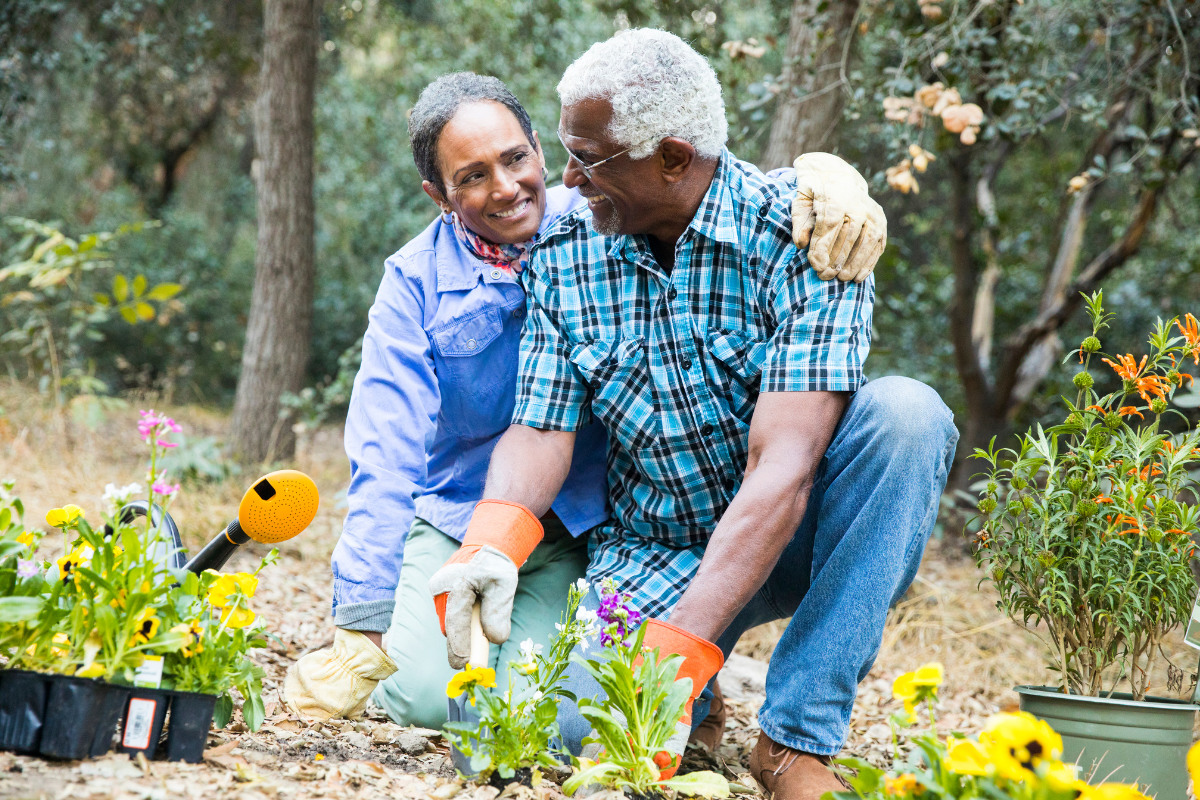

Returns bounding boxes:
[557,130,641,181]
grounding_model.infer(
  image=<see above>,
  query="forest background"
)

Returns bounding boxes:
[1,0,1197,514]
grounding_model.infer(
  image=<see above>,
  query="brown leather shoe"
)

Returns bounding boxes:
[687,678,726,750]
[748,730,848,800]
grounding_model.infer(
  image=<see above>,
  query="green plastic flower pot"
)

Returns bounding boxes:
[1015,685,1197,798]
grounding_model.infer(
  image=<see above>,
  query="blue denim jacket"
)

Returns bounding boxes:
[331,185,609,632]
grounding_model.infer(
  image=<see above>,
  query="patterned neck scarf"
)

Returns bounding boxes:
[448,212,535,275]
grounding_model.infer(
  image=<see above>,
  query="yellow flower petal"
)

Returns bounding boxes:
[63,504,83,522]
[892,671,917,701]
[46,508,67,527]
[1077,784,1151,800]
[219,605,256,628]
[911,662,943,687]
[945,739,990,776]
[1189,741,1200,797]
[76,663,105,678]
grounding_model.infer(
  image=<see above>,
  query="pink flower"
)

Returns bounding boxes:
[138,409,182,446]
[17,559,38,579]
[152,477,180,497]
[156,439,179,449]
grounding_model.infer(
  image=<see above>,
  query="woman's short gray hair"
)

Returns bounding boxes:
[556,29,727,161]
[408,72,535,195]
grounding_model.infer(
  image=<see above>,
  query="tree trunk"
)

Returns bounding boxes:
[761,0,860,168]
[229,0,317,464]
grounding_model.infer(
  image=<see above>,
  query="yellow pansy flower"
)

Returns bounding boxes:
[171,621,205,657]
[50,632,71,658]
[944,739,990,776]
[45,504,84,528]
[980,712,1062,782]
[911,662,943,688]
[207,572,259,608]
[1043,760,1088,794]
[446,663,498,705]
[1077,784,1151,800]
[16,530,37,547]
[892,671,918,712]
[1189,741,1200,796]
[219,604,256,629]
[56,545,92,588]
[76,662,105,678]
[131,608,161,645]
[884,773,921,796]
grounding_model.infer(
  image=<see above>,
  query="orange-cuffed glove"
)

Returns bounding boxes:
[642,619,725,779]
[427,500,543,669]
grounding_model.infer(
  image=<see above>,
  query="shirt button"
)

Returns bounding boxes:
[757,204,769,219]
[466,338,478,351]
[667,287,678,301]
[513,308,525,319]
[490,268,503,280]
[590,379,601,390]
[681,357,692,370]
[700,423,714,437]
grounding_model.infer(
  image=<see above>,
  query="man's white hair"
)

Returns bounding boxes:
[557,28,728,160]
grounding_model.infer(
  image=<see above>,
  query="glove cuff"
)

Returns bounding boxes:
[461,500,544,568]
[643,619,724,700]
[332,628,399,681]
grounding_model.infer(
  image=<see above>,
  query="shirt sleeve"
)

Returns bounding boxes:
[329,258,440,632]
[510,247,593,432]
[760,219,873,393]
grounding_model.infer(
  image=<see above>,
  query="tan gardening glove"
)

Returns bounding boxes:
[792,152,888,283]
[284,628,398,721]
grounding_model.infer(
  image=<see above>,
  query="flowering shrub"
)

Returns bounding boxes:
[0,409,278,731]
[973,293,1200,698]
[563,579,730,799]
[832,666,1151,799]
[444,579,597,784]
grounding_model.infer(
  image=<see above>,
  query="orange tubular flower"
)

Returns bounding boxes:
[1134,375,1169,403]
[1117,406,1144,419]
[1095,495,1113,504]
[1176,314,1199,363]
[1103,354,1147,381]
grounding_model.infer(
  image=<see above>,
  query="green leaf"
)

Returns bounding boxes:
[113,274,129,302]
[135,302,155,321]
[119,306,137,324]
[0,596,43,622]
[146,283,182,301]
[93,293,110,307]
[213,693,234,728]
[132,274,147,298]
[661,770,731,799]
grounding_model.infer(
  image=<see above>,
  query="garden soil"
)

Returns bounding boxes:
[1,389,1197,799]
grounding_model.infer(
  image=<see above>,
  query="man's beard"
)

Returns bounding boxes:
[586,196,622,235]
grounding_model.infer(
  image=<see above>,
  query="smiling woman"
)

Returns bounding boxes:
[284,71,608,729]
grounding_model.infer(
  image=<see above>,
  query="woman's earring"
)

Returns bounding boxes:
[541,166,549,180]
[441,207,453,223]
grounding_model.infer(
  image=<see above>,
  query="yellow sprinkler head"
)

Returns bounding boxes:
[237,470,319,544]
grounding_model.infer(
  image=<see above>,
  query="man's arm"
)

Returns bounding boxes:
[669,390,847,642]
[482,423,577,513]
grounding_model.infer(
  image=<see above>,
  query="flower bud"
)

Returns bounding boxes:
[1065,412,1082,426]
[1073,371,1094,389]
[1013,477,1028,490]
[1105,413,1122,429]
[1147,528,1164,543]
[1022,496,1035,512]
[1151,398,1168,415]
[986,481,998,494]
[1077,500,1098,518]
[1007,499,1024,515]
[1082,336,1100,353]
[1067,476,1084,492]
[978,497,997,515]
[1038,551,1055,568]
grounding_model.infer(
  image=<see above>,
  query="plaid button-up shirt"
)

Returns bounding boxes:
[514,150,873,618]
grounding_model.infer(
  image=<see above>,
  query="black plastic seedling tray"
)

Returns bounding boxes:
[0,670,49,754]
[117,688,171,758]
[39,675,118,760]
[164,690,218,763]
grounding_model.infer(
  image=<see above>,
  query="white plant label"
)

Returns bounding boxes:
[133,655,163,688]
[122,698,158,750]
[1184,591,1200,650]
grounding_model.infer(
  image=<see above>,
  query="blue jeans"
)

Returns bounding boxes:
[556,376,958,756]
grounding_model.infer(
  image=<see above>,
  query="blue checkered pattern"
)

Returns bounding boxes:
[514,150,874,619]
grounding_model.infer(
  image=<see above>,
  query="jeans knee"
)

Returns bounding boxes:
[855,376,957,452]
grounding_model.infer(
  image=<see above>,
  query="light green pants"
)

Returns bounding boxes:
[371,516,588,728]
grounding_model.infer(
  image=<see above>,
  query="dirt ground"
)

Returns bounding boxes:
[0,384,1196,800]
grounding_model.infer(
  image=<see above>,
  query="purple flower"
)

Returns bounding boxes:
[138,409,182,446]
[597,580,643,649]
[152,477,180,497]
[17,559,38,579]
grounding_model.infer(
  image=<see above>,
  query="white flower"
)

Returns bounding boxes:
[518,638,543,658]
[532,691,543,701]
[102,482,142,513]
[574,578,591,593]
[580,638,590,652]
[554,623,565,633]
[575,607,598,624]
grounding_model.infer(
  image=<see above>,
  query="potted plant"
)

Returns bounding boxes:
[972,293,1200,796]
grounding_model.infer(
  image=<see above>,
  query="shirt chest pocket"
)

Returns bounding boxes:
[569,337,661,452]
[706,331,765,423]
[430,307,518,437]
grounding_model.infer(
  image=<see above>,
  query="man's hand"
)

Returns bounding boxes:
[642,620,725,779]
[284,629,398,720]
[669,391,848,642]
[429,500,545,669]
[792,153,887,283]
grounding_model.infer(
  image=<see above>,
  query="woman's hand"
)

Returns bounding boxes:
[791,153,888,283]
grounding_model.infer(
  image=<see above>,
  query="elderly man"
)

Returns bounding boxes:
[430,29,958,800]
